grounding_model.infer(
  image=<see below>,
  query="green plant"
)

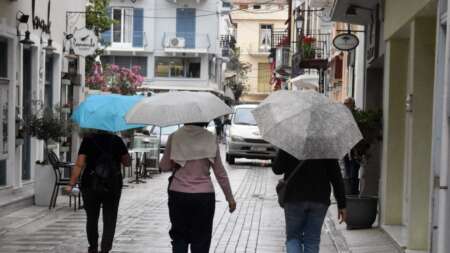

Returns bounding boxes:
[85,0,115,74]
[302,36,316,59]
[352,109,383,162]
[24,105,73,163]
[225,48,251,101]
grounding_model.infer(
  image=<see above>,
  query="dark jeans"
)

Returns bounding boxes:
[284,201,329,253]
[82,188,121,253]
[168,191,215,253]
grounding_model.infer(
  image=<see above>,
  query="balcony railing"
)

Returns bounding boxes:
[298,32,331,69]
[271,30,289,48]
[162,32,211,53]
[220,35,236,49]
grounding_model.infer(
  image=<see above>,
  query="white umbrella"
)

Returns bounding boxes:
[251,90,363,160]
[125,91,232,127]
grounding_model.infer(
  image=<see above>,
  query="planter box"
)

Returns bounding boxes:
[34,163,55,206]
[346,195,378,230]
[59,146,70,153]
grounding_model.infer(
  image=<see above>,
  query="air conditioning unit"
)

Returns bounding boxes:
[167,37,186,48]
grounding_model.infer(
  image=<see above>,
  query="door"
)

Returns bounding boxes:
[22,49,32,180]
[176,8,196,48]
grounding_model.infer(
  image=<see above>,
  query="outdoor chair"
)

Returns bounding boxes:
[47,151,80,211]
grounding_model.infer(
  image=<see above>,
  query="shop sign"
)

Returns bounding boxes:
[72,28,98,57]
[32,0,52,34]
[333,33,359,51]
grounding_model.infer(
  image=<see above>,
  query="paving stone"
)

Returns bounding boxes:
[0,155,338,253]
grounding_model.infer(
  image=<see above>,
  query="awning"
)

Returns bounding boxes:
[289,73,319,90]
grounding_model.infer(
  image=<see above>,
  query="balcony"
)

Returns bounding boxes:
[162,32,211,54]
[297,32,331,70]
[220,35,236,57]
[271,30,289,48]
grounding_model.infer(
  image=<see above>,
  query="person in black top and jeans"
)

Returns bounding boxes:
[272,149,347,253]
[66,131,130,253]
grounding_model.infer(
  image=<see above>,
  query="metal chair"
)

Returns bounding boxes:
[47,151,80,210]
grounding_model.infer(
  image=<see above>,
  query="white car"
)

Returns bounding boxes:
[225,104,277,164]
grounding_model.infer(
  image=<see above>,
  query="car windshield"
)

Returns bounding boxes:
[161,125,179,134]
[234,108,257,125]
[145,125,160,135]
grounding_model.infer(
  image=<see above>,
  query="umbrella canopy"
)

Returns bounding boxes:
[125,91,232,127]
[72,94,145,132]
[251,90,363,160]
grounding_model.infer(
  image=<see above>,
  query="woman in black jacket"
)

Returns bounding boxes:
[272,149,347,253]
[66,131,131,253]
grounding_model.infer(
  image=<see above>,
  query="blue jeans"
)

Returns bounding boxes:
[284,201,329,253]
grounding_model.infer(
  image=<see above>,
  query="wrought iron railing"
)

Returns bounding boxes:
[300,32,331,60]
[220,35,236,49]
[271,30,289,48]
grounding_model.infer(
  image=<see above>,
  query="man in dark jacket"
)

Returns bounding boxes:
[272,149,347,253]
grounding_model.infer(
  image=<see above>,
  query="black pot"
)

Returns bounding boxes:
[345,195,378,230]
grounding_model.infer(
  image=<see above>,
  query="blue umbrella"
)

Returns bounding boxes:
[72,94,145,132]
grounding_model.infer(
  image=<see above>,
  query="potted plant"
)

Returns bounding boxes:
[23,105,73,206]
[302,36,316,59]
[24,106,72,163]
[345,108,382,229]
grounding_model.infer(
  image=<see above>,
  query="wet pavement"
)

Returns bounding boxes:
[0,157,338,253]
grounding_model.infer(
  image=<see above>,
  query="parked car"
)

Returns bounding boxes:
[207,121,216,135]
[225,104,277,164]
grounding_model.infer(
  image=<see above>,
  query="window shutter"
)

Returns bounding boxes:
[133,8,144,47]
[101,7,112,45]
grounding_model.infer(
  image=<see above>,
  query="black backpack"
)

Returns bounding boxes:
[90,137,120,193]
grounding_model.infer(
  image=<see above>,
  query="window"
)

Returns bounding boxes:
[0,160,5,186]
[253,5,261,9]
[101,56,148,76]
[44,55,53,108]
[257,63,271,92]
[112,8,133,44]
[259,24,273,52]
[0,39,7,78]
[0,79,8,157]
[234,108,257,126]
[155,57,201,78]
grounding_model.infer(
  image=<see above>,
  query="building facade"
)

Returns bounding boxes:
[101,0,230,94]
[231,0,288,102]
[0,0,87,211]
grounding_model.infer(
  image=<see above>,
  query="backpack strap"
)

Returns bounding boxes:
[285,160,305,185]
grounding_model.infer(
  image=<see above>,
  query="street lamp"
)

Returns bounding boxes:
[295,12,304,33]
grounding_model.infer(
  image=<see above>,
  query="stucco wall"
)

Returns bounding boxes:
[384,0,433,39]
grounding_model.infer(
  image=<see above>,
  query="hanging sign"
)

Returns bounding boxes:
[72,28,98,57]
[333,33,359,51]
[31,0,52,34]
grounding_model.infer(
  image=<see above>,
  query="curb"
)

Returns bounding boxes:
[324,212,351,253]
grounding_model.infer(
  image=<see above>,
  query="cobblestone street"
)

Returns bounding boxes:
[0,158,338,253]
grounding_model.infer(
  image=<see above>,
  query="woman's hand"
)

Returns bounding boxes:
[65,185,73,193]
[228,199,237,213]
[338,208,347,224]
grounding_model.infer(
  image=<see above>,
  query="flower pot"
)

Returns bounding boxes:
[59,146,70,153]
[34,163,55,206]
[345,195,378,230]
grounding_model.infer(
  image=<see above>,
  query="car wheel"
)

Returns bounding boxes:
[226,153,235,164]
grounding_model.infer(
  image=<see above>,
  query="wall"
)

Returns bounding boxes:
[384,0,434,39]
[231,5,288,98]
[0,0,86,207]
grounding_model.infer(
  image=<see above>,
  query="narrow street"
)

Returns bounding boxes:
[0,155,338,253]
